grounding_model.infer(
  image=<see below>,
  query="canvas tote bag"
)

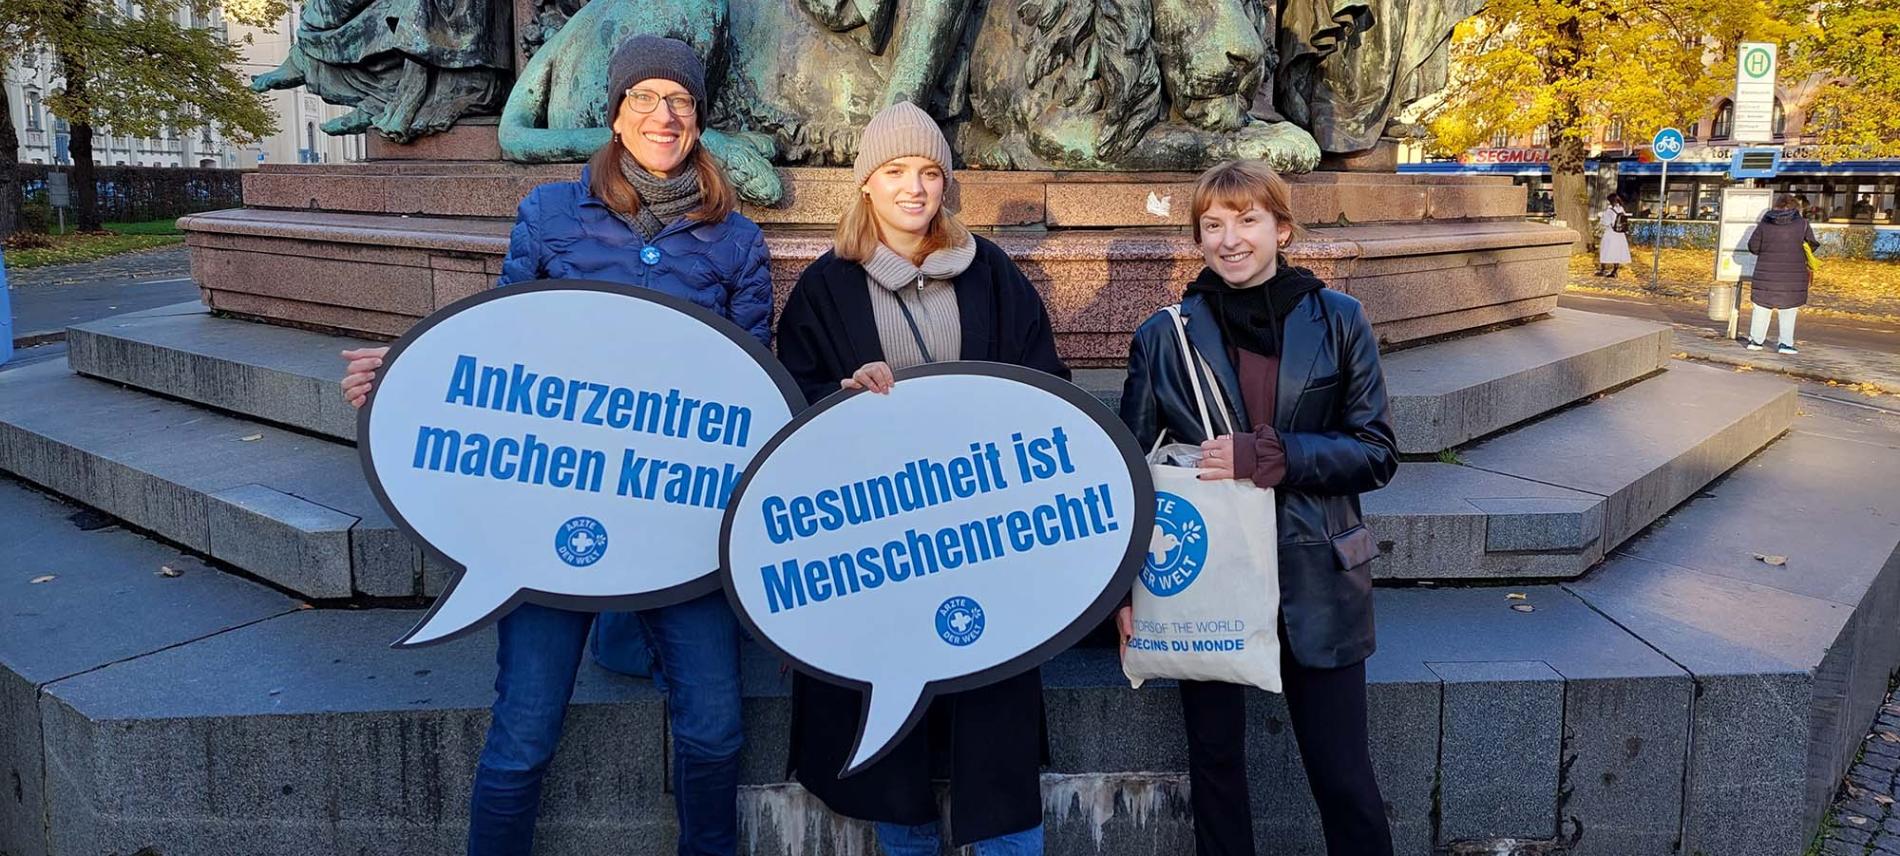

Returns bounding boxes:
[1122,305,1282,692]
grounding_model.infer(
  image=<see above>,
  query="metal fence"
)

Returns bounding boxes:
[16,164,242,223]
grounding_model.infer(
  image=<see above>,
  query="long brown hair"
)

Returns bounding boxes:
[832,188,971,264]
[586,136,737,224]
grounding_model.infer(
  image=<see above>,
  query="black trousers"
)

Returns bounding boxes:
[1179,655,1393,856]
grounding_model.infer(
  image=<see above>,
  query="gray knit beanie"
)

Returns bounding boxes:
[607,36,708,110]
[852,102,958,208]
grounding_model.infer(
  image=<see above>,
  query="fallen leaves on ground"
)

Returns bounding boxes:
[1506,592,1528,600]
[1824,380,1889,398]
[1510,604,1536,613]
[157,565,182,578]
[1754,553,1789,566]
[1566,249,1900,324]
[239,434,262,442]
[29,575,56,584]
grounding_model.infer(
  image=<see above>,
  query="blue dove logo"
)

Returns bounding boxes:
[554,516,608,567]
[1141,491,1207,597]
[935,596,985,647]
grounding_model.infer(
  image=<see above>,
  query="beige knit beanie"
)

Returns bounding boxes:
[852,101,959,211]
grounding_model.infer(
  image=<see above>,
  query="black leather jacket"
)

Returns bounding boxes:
[1119,288,1398,668]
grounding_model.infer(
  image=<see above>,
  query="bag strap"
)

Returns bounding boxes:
[893,289,937,363]
[1151,305,1235,457]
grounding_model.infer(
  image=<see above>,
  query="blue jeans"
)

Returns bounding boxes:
[468,595,743,855]
[874,821,1044,856]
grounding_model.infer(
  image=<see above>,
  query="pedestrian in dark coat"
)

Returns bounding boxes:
[1745,193,1819,354]
[773,101,1065,856]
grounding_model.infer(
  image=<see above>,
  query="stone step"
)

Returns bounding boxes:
[1364,359,1795,582]
[1381,308,1672,454]
[1459,360,1797,551]
[71,306,1666,462]
[52,309,1748,586]
[1075,309,1674,456]
[6,406,1896,856]
[0,359,434,599]
[1362,462,1608,581]
[66,302,373,442]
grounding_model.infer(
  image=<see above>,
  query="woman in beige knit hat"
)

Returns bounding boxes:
[773,100,1066,856]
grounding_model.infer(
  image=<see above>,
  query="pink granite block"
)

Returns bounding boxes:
[432,268,492,308]
[242,173,390,213]
[1044,180,1194,228]
[429,254,491,273]
[193,247,434,316]
[1426,185,1530,221]
[184,231,435,269]
[382,175,546,218]
[1371,296,1559,347]
[1336,184,1429,224]
[367,121,501,161]
[1349,260,1565,327]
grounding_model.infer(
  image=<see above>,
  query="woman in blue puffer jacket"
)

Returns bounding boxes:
[338,35,770,856]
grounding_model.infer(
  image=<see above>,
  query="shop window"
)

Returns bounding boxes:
[1711,100,1733,141]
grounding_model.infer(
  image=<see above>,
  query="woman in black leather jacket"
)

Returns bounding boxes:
[1116,160,1399,856]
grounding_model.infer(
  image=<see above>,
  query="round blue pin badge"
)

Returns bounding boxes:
[640,246,662,266]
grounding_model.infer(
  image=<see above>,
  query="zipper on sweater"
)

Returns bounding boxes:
[915,272,925,295]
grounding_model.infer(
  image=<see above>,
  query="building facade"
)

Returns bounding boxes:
[5,3,363,168]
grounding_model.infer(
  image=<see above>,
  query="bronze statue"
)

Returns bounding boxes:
[251,0,511,142]
[960,0,1318,171]
[268,0,1477,174]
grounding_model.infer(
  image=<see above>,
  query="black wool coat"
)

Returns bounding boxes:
[772,235,1066,845]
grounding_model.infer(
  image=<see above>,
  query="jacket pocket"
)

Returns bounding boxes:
[1304,372,1340,391]
[1330,524,1379,572]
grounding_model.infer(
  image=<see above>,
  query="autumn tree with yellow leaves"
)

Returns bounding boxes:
[1422,0,1796,249]
[1784,1,1900,162]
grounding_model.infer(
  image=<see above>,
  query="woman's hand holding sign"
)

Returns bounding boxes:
[341,346,391,408]
[841,361,896,394]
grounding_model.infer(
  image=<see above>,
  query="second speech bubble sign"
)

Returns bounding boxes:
[722,363,1154,776]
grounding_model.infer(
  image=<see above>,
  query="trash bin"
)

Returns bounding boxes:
[1,255,13,366]
[1707,283,1735,322]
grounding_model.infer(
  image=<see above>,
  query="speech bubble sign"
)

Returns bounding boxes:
[720,362,1153,775]
[361,281,801,647]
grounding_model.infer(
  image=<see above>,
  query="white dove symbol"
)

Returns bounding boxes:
[1149,525,1181,564]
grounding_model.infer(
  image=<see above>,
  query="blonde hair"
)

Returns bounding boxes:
[833,188,972,263]
[1190,160,1304,246]
[586,135,737,224]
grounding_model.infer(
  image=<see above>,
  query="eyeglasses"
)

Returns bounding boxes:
[624,89,697,116]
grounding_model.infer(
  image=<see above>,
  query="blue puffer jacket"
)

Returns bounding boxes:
[496,166,773,346]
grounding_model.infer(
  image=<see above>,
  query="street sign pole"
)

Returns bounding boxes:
[1649,127,1685,291]
[1653,158,1668,290]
